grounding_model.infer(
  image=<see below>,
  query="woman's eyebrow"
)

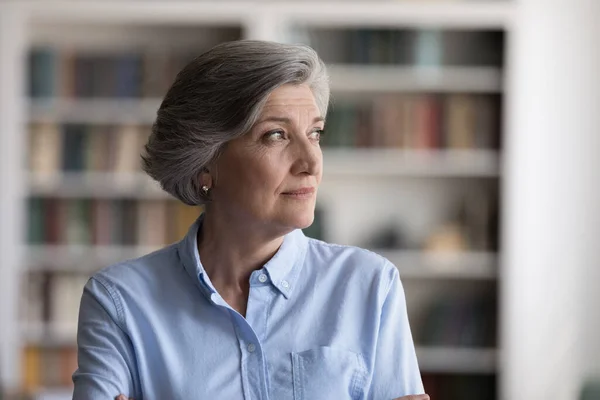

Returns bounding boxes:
[258,116,324,124]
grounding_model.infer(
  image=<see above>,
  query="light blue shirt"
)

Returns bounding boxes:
[73,215,424,399]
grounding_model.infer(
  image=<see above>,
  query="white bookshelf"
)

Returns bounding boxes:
[278,2,514,29]
[30,388,72,400]
[328,65,503,94]
[26,245,162,272]
[20,1,515,28]
[29,99,162,125]
[2,1,596,399]
[21,322,77,348]
[24,246,498,280]
[381,250,498,280]
[22,1,255,25]
[29,172,167,199]
[323,149,501,178]
[1,0,513,396]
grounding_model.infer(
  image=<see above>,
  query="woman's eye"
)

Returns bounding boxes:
[310,129,324,141]
[264,130,284,141]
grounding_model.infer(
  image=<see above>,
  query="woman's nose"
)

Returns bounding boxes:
[292,138,321,176]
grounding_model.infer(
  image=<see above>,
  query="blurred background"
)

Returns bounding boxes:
[0,1,598,400]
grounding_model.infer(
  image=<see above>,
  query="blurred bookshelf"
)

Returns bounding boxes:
[0,1,514,399]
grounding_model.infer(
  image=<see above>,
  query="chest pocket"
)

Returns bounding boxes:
[291,346,367,400]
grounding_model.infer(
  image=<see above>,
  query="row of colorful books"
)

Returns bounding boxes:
[29,123,150,174]
[27,198,201,246]
[307,29,504,66]
[29,48,198,99]
[323,94,501,149]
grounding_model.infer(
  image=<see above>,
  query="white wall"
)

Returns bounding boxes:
[502,0,600,399]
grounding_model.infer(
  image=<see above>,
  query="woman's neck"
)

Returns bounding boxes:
[197,209,286,294]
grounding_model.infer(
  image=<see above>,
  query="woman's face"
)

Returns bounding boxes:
[210,83,324,234]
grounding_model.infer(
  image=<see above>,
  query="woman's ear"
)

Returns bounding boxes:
[199,167,213,190]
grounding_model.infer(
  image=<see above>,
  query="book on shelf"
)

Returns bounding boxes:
[414,30,443,67]
[20,274,44,328]
[28,49,58,99]
[28,122,62,175]
[445,94,476,149]
[113,124,145,173]
[137,200,169,247]
[50,275,89,333]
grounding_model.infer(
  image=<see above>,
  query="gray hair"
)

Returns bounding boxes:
[141,40,330,205]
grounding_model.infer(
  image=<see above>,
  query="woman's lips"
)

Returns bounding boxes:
[281,187,316,199]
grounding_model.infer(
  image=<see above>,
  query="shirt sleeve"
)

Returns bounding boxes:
[72,277,141,400]
[366,262,425,399]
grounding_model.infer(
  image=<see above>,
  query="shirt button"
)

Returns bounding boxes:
[281,280,290,289]
[247,343,256,353]
[258,274,268,283]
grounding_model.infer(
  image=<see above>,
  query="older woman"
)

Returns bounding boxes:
[72,40,427,400]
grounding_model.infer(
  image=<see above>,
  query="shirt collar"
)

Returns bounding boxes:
[262,224,308,298]
[177,213,308,300]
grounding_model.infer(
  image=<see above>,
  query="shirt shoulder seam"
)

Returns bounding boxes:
[307,238,391,265]
[381,257,397,300]
[91,274,128,333]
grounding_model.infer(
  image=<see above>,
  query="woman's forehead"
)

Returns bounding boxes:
[259,104,322,123]
[264,84,316,106]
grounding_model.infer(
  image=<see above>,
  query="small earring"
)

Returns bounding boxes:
[201,185,210,196]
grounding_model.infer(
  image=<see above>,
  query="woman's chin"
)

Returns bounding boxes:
[280,212,315,231]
